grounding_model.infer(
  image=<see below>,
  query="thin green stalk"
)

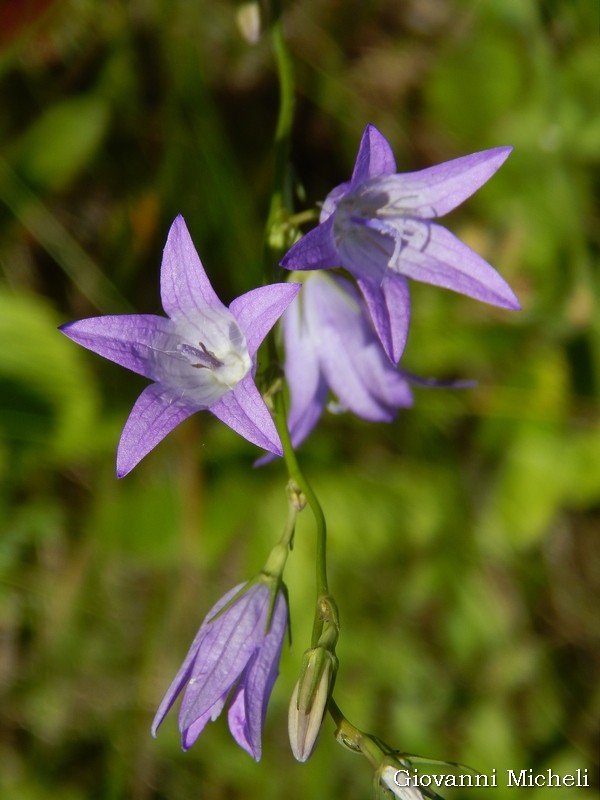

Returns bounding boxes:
[264,2,295,271]
[328,697,385,767]
[272,387,329,604]
[271,13,294,201]
[263,0,331,646]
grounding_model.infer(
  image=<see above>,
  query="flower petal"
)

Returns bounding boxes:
[229,282,301,358]
[151,582,247,738]
[357,274,411,364]
[210,373,283,454]
[178,584,271,732]
[282,294,329,449]
[395,222,520,309]
[336,217,396,283]
[181,694,227,751]
[349,342,413,415]
[160,214,228,322]
[350,123,397,185]
[306,274,410,420]
[320,182,351,223]
[59,314,176,380]
[369,146,512,219]
[227,590,288,761]
[226,679,255,758]
[280,216,339,272]
[116,383,195,477]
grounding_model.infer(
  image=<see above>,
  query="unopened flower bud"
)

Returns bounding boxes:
[377,760,431,800]
[288,646,338,762]
[235,3,261,44]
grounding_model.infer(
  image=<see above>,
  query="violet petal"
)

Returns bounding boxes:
[229,282,301,358]
[210,373,283,455]
[59,314,176,381]
[160,214,228,322]
[357,274,411,365]
[350,122,397,185]
[280,215,339,271]
[368,146,512,219]
[396,222,521,309]
[116,383,195,477]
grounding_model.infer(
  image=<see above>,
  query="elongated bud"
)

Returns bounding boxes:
[235,3,261,44]
[377,761,433,800]
[288,646,338,762]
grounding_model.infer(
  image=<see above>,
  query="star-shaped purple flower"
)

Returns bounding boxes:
[60,215,300,476]
[282,272,413,449]
[151,580,288,761]
[281,124,520,363]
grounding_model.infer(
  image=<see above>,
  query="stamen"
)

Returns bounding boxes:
[177,342,224,369]
[349,215,370,227]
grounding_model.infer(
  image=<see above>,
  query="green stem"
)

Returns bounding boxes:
[264,1,295,272]
[328,697,386,768]
[272,388,329,608]
[270,379,332,649]
[272,12,294,198]
[262,2,331,647]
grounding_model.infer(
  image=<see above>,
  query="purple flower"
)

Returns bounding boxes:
[282,272,413,449]
[281,124,519,363]
[60,215,300,476]
[151,581,288,760]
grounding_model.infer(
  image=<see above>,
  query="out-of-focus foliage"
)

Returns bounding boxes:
[0,1,597,799]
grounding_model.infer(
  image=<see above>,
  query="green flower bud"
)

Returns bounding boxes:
[288,646,338,762]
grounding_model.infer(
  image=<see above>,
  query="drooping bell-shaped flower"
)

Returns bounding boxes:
[151,580,288,761]
[60,215,300,476]
[282,271,413,449]
[281,124,519,363]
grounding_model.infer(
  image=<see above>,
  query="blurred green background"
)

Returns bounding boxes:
[0,1,598,798]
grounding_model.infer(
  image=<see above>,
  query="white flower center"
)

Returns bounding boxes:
[333,182,432,274]
[160,313,252,407]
